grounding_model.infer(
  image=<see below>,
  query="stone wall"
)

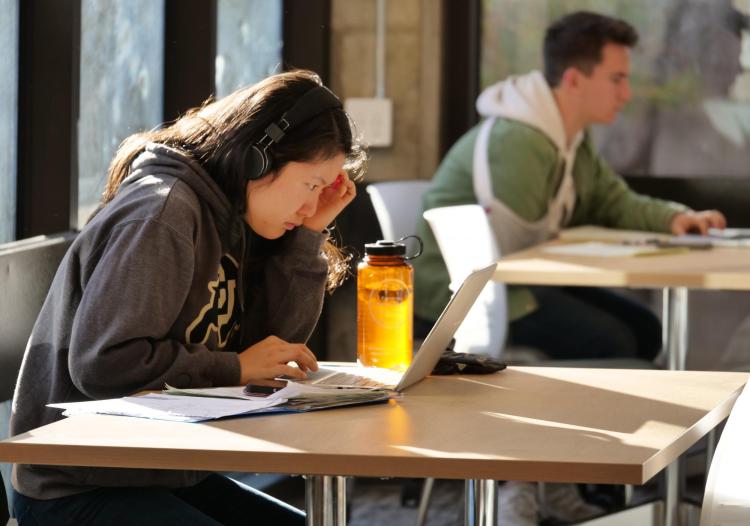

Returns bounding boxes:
[330,0,442,182]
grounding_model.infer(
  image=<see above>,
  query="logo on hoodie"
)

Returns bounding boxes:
[185,254,239,348]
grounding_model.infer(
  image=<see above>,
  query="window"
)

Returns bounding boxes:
[78,0,164,227]
[216,0,283,97]
[0,0,19,243]
[481,0,750,178]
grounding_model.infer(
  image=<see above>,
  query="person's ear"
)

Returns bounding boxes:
[560,67,582,90]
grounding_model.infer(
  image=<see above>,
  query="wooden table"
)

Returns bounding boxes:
[494,233,750,371]
[1,367,746,525]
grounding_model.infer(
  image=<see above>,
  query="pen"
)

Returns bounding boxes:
[634,247,690,257]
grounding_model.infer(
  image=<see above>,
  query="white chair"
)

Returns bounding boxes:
[700,385,750,525]
[366,180,431,241]
[0,232,77,525]
[423,204,507,359]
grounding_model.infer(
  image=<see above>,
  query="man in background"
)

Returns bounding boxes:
[414,10,725,525]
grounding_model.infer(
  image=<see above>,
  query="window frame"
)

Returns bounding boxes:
[443,0,750,226]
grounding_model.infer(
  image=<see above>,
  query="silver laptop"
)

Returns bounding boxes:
[305,263,496,392]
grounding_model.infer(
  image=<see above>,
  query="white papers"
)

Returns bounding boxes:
[164,382,384,400]
[673,232,750,248]
[48,382,394,423]
[557,226,750,249]
[543,242,664,258]
[49,393,282,423]
[709,227,750,240]
[163,385,260,400]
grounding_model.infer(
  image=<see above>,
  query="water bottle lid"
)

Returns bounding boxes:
[364,240,406,256]
[364,236,423,259]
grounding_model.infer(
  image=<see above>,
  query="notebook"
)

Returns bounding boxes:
[304,263,497,392]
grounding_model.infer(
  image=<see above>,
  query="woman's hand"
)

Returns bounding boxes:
[237,335,318,386]
[670,210,726,235]
[302,171,356,232]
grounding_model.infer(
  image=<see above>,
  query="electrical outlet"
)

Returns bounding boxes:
[344,97,393,147]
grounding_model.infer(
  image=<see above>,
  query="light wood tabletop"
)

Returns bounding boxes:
[1,367,746,486]
[494,242,750,290]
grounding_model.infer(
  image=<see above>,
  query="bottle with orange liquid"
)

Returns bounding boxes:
[357,238,422,371]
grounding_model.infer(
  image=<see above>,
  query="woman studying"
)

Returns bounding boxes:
[10,70,365,525]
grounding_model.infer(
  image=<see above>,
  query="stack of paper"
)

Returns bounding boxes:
[558,226,750,249]
[49,394,281,423]
[48,382,394,423]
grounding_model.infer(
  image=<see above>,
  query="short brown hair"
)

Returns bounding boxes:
[543,11,638,87]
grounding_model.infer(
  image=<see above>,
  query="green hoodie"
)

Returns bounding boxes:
[414,118,687,323]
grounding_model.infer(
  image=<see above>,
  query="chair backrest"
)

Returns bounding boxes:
[423,205,506,358]
[0,232,76,401]
[700,385,750,525]
[366,180,431,241]
[0,232,76,522]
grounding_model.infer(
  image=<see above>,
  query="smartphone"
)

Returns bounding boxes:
[243,382,287,397]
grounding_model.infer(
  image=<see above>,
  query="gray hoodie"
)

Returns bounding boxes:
[11,143,328,499]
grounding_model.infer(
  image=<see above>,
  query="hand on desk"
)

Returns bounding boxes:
[670,209,726,235]
[238,335,318,386]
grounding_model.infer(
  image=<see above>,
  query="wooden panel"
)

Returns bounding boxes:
[17,0,80,238]
[163,0,216,122]
[439,0,479,156]
[282,0,330,82]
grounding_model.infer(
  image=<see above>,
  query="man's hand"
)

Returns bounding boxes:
[302,171,356,232]
[670,210,726,235]
[237,335,318,386]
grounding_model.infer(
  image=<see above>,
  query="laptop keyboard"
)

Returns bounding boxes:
[305,366,402,389]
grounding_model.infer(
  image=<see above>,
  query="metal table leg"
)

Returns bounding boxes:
[416,477,435,526]
[662,287,689,526]
[663,287,689,372]
[336,476,347,525]
[465,479,498,526]
[305,475,347,526]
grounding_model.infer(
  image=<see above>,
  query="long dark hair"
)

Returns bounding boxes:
[101,70,366,291]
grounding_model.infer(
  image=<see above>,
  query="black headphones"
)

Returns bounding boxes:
[245,85,343,181]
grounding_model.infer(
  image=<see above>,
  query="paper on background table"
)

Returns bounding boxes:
[670,233,750,248]
[558,226,670,244]
[543,242,666,258]
[558,225,750,248]
[708,227,750,240]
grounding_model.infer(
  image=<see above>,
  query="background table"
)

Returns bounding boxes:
[493,232,750,371]
[1,367,746,525]
[493,231,750,524]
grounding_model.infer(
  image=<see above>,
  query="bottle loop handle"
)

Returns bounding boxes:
[398,235,423,260]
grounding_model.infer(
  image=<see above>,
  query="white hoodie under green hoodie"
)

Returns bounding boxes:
[414,71,687,323]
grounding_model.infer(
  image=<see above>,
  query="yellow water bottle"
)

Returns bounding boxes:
[357,237,422,371]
